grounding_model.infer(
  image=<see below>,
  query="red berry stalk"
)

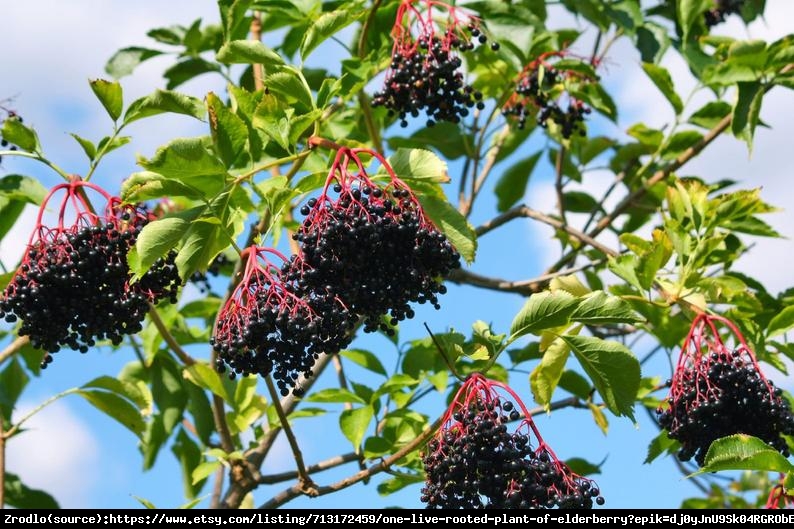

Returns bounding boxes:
[421,373,604,509]
[0,179,180,361]
[211,246,354,395]
[657,313,794,465]
[503,50,595,138]
[766,475,794,509]
[295,143,460,334]
[372,0,495,127]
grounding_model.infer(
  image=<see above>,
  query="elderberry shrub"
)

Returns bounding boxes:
[294,147,460,334]
[0,183,180,364]
[705,0,745,27]
[421,374,604,509]
[211,248,355,396]
[372,1,495,127]
[503,54,594,139]
[657,314,794,466]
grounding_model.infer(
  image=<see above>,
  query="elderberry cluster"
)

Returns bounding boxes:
[705,0,745,27]
[211,251,356,396]
[372,25,496,127]
[294,183,460,334]
[421,397,604,509]
[0,206,180,364]
[503,65,591,139]
[658,349,794,466]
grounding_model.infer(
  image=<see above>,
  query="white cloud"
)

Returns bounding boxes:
[6,400,99,507]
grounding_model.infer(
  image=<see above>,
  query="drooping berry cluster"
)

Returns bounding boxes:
[372,0,497,127]
[657,313,794,466]
[294,144,460,334]
[502,52,595,139]
[0,180,181,364]
[705,0,745,27]
[421,374,604,509]
[766,475,794,510]
[211,247,356,395]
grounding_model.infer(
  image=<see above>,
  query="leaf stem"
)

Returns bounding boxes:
[0,150,71,181]
[147,303,196,366]
[264,376,315,495]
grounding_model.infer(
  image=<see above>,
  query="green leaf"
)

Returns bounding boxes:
[688,101,732,129]
[0,174,47,204]
[559,335,641,419]
[678,0,711,41]
[70,133,97,161]
[121,172,207,203]
[265,70,314,111]
[509,291,580,340]
[571,291,642,325]
[607,254,644,292]
[82,375,150,412]
[565,457,601,476]
[642,63,684,114]
[494,151,542,212]
[207,92,249,167]
[89,79,123,121]
[4,472,59,508]
[530,336,572,408]
[661,130,704,160]
[147,25,185,45]
[340,349,388,377]
[558,370,592,399]
[340,406,374,449]
[306,388,366,405]
[132,495,158,509]
[627,123,664,149]
[573,82,617,121]
[137,137,227,196]
[164,58,223,90]
[767,305,794,339]
[417,195,477,263]
[172,428,205,499]
[696,434,794,474]
[1,118,39,152]
[76,389,145,437]
[184,362,233,404]
[128,207,203,278]
[388,122,468,160]
[645,430,680,463]
[384,148,449,184]
[0,358,29,418]
[728,39,768,69]
[301,6,366,59]
[192,460,222,486]
[124,90,206,125]
[216,40,285,68]
[732,81,763,152]
[105,47,163,78]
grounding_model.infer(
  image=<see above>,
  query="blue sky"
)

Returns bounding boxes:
[1,0,793,509]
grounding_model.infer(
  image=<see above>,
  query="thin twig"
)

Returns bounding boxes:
[447,260,604,296]
[332,356,353,411]
[555,146,567,225]
[258,452,359,484]
[210,466,224,509]
[264,376,316,495]
[0,336,29,365]
[251,13,265,92]
[356,0,385,153]
[147,304,196,366]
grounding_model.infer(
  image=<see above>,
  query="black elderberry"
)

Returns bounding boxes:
[293,147,459,332]
[704,0,745,27]
[657,314,794,466]
[211,247,356,395]
[421,374,604,509]
[0,183,181,360]
[189,252,233,294]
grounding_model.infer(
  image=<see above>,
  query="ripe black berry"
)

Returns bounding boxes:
[503,52,596,139]
[189,252,233,294]
[0,181,181,361]
[372,0,498,126]
[293,146,460,333]
[705,0,745,27]
[421,374,604,509]
[211,247,355,396]
[657,314,794,466]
